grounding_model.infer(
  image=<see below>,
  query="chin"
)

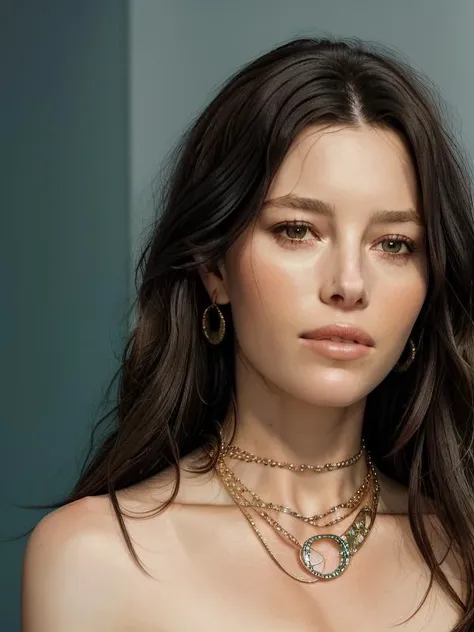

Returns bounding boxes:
[293,369,374,408]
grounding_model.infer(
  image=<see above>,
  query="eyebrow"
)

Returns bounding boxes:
[262,194,423,226]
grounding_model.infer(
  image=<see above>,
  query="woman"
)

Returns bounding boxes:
[22,37,474,631]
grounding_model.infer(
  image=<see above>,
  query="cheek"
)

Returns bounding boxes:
[225,242,303,335]
[376,273,427,340]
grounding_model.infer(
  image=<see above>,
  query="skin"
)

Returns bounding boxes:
[204,122,428,517]
[22,125,466,631]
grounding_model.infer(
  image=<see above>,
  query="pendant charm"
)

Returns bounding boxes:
[300,534,351,579]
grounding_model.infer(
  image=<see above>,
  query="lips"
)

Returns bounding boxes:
[301,324,375,347]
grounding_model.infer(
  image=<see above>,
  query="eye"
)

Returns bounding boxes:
[380,239,406,254]
[284,223,311,240]
[271,221,319,247]
[373,236,417,258]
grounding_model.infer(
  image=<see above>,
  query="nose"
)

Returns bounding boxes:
[319,245,368,309]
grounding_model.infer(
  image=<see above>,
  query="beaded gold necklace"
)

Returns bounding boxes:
[216,443,379,582]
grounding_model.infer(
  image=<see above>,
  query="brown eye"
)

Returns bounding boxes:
[285,224,309,240]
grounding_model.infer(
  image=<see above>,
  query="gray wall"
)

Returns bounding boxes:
[2,2,130,630]
[130,0,474,265]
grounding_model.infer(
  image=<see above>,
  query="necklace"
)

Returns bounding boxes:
[216,450,379,583]
[217,454,372,527]
[222,440,365,472]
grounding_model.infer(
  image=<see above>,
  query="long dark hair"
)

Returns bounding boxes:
[51,37,474,629]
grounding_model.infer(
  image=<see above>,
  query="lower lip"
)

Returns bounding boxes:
[301,338,373,360]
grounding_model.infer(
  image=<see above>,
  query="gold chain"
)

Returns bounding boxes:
[222,439,365,472]
[217,454,371,527]
[233,503,322,583]
[216,451,380,582]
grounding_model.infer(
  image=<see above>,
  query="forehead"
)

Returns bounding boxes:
[267,124,419,214]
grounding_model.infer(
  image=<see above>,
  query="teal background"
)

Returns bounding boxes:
[2,2,130,630]
[3,1,473,630]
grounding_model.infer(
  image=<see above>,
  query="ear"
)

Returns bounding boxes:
[197,257,231,305]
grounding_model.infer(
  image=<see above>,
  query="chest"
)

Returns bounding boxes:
[121,514,462,632]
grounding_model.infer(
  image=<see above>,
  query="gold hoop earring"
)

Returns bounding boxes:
[393,338,417,373]
[202,302,226,345]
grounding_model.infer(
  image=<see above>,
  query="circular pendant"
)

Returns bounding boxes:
[300,534,351,579]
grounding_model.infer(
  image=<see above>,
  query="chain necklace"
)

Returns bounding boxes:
[216,451,380,583]
[217,454,372,528]
[222,439,365,472]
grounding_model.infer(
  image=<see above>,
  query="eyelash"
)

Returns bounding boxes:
[271,220,418,259]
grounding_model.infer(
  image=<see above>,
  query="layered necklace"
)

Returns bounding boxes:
[216,437,379,583]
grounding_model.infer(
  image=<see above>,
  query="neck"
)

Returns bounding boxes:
[219,359,369,518]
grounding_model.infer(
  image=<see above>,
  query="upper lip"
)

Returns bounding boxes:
[301,323,375,347]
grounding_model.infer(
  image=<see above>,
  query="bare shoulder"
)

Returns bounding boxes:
[115,448,227,511]
[375,469,467,603]
[22,496,132,631]
[376,466,434,515]
[21,455,218,632]
[422,512,467,599]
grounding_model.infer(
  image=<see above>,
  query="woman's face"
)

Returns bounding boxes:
[216,124,427,406]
